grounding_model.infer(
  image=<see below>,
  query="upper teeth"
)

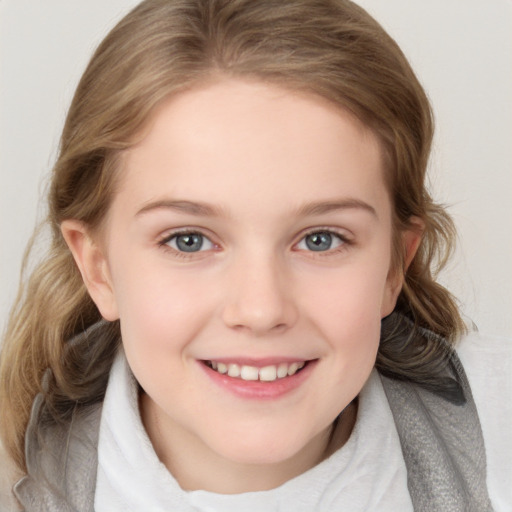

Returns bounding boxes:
[209,361,305,382]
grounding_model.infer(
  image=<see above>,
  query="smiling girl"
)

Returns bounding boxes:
[0,1,507,511]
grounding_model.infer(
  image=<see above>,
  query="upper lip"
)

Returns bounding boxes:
[200,357,316,367]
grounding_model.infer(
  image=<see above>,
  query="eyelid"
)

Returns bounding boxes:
[293,227,353,254]
[296,227,352,243]
[158,228,219,255]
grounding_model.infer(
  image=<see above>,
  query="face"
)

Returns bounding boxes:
[66,79,405,488]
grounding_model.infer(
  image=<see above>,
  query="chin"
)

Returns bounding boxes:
[209,424,328,468]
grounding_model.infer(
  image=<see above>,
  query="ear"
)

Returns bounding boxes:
[381,217,424,317]
[61,220,119,321]
[402,216,424,271]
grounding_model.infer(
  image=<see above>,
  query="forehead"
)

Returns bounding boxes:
[114,79,389,219]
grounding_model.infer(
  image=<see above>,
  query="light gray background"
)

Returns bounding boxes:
[1,1,511,339]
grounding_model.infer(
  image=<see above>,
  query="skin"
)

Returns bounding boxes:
[62,78,420,494]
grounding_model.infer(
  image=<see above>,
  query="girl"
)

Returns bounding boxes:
[0,1,508,510]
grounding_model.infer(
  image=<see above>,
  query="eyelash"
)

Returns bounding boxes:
[295,228,352,258]
[157,227,352,259]
[157,229,216,259]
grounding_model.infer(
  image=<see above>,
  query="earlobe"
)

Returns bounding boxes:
[60,220,119,321]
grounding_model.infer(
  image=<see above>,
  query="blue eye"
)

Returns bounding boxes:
[165,232,214,252]
[298,231,344,252]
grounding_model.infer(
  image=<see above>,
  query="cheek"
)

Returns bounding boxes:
[300,260,390,364]
[109,254,216,355]
[307,262,391,325]
[296,268,386,431]
[113,268,216,402]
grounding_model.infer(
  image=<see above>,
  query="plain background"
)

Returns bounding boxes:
[1,1,511,340]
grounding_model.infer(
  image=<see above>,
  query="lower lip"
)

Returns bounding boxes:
[198,360,317,400]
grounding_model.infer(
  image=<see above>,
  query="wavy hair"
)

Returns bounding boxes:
[0,0,464,471]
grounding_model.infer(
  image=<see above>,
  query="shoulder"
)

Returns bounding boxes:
[0,440,23,511]
[456,330,512,510]
[13,398,102,512]
[456,329,512,367]
[456,330,512,416]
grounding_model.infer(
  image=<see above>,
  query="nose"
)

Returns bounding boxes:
[221,252,298,336]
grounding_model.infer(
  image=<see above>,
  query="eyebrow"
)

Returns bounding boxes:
[135,197,377,219]
[297,199,377,218]
[136,199,224,217]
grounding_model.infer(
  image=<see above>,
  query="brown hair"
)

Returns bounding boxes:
[0,0,464,471]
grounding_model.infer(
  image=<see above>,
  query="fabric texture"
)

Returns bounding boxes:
[12,395,100,512]
[9,325,501,511]
[381,364,491,511]
[456,332,512,510]
[0,440,22,512]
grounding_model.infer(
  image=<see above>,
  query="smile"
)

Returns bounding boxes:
[204,360,307,382]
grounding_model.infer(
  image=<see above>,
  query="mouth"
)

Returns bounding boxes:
[202,359,310,382]
[199,358,317,400]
